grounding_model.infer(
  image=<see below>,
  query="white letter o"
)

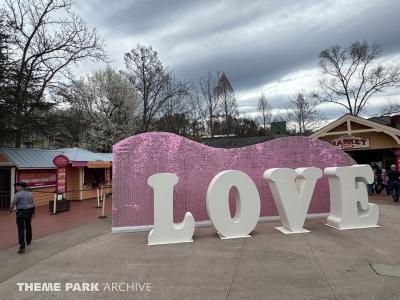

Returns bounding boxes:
[206,170,261,239]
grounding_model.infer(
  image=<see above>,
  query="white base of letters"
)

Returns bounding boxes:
[275,227,310,234]
[217,232,251,239]
[148,239,193,246]
[325,224,381,230]
[111,213,329,233]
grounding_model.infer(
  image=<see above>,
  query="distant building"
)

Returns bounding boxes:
[311,114,400,169]
[0,147,112,209]
[270,121,287,135]
[368,116,391,127]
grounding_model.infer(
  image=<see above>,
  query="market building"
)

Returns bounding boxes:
[0,147,112,209]
[310,114,400,169]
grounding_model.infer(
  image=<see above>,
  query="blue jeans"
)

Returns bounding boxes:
[388,181,400,201]
[16,207,34,249]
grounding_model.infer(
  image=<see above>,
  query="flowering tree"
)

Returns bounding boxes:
[58,67,138,152]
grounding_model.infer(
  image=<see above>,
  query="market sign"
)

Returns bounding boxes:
[53,155,69,167]
[332,135,369,150]
[87,161,111,168]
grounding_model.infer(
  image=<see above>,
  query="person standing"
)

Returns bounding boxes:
[378,169,389,195]
[375,167,383,194]
[8,182,35,254]
[387,165,400,202]
[368,165,377,195]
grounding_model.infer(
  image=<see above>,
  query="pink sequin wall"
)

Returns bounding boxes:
[112,132,355,228]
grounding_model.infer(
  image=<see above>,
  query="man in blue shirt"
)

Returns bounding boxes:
[8,182,35,253]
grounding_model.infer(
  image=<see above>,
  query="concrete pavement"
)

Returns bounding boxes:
[0,197,112,251]
[0,198,400,299]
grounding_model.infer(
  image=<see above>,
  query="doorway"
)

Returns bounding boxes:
[346,149,395,169]
[0,168,11,209]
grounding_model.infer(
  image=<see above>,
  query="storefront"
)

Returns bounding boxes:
[0,147,112,209]
[311,114,400,170]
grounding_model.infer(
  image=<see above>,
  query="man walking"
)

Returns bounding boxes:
[8,182,35,254]
[387,165,400,202]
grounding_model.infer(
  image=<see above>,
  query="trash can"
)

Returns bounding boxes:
[49,193,71,213]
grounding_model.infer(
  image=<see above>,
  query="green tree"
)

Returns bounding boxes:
[0,16,16,145]
[2,0,106,147]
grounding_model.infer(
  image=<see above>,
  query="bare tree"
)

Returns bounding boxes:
[380,98,400,115]
[187,93,206,139]
[124,44,190,132]
[159,84,191,119]
[272,112,287,122]
[257,93,272,134]
[286,91,323,135]
[198,71,220,137]
[214,72,238,134]
[155,87,193,136]
[314,41,400,116]
[3,0,107,146]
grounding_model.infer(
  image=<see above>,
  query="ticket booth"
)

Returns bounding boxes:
[0,147,112,208]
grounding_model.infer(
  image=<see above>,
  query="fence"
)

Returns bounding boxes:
[28,183,112,217]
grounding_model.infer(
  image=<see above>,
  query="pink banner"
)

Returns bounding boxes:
[112,133,355,228]
[17,169,56,187]
[56,167,67,193]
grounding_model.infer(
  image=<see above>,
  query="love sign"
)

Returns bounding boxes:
[111,133,379,245]
[147,165,378,245]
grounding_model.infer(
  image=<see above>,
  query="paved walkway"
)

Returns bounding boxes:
[0,196,399,299]
[0,194,388,252]
[0,197,112,251]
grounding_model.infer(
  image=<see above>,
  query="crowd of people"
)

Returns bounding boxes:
[369,164,400,202]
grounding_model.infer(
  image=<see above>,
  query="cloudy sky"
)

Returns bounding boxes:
[75,0,400,121]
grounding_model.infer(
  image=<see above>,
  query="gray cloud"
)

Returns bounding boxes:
[75,0,400,118]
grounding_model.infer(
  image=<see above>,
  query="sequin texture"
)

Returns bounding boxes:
[112,132,355,228]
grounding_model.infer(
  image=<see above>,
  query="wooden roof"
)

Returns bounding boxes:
[310,114,400,144]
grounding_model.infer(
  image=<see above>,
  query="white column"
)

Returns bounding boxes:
[79,167,84,200]
[347,119,352,135]
[104,168,109,194]
[10,167,16,204]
